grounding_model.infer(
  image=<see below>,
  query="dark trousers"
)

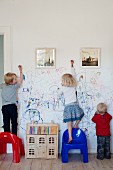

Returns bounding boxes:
[2,104,18,136]
[97,136,111,159]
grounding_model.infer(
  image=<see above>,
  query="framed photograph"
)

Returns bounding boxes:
[80,48,101,68]
[36,48,56,68]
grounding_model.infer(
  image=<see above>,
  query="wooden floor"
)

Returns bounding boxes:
[0,154,113,170]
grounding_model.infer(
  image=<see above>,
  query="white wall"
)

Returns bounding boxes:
[0,0,113,153]
[0,35,4,127]
[0,35,4,83]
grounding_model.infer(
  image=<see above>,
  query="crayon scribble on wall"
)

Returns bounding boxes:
[17,67,113,151]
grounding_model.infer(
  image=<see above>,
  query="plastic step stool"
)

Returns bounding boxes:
[0,132,25,163]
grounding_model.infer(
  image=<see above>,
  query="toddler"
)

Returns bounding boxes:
[0,65,23,135]
[92,103,112,160]
[61,61,84,143]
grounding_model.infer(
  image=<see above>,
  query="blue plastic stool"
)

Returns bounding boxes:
[61,128,88,163]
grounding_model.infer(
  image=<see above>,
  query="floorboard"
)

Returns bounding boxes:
[0,153,113,170]
[0,154,12,170]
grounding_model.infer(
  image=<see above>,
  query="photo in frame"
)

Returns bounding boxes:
[80,48,101,68]
[36,48,56,68]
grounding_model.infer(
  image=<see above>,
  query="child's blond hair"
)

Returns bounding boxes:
[4,73,17,85]
[61,73,77,87]
[97,103,107,113]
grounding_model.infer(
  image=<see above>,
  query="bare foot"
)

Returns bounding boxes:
[68,137,72,143]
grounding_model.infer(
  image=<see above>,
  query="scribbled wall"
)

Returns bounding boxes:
[1,0,113,154]
[18,67,113,153]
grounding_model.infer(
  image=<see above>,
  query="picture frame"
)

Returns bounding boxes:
[36,48,56,68]
[80,48,101,68]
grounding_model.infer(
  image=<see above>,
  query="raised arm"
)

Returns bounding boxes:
[92,113,98,123]
[70,60,76,78]
[17,65,23,85]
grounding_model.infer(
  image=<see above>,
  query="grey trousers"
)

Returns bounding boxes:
[97,136,111,159]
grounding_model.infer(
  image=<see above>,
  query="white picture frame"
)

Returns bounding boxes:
[36,48,56,68]
[80,48,101,68]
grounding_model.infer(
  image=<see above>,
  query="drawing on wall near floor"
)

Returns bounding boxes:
[36,48,56,68]
[18,67,113,135]
[80,48,101,68]
[17,67,113,152]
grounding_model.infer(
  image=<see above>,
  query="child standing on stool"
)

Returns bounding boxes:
[92,103,112,160]
[61,61,84,143]
[0,65,23,136]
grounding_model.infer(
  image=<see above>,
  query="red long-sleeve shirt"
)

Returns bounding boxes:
[92,112,112,136]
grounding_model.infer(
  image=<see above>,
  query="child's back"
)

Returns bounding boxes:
[0,65,23,136]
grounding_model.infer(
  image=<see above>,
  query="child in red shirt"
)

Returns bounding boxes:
[92,103,112,160]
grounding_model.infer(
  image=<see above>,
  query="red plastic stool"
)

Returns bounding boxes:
[0,132,25,163]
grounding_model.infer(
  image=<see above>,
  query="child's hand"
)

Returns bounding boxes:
[18,65,22,72]
[70,60,74,67]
